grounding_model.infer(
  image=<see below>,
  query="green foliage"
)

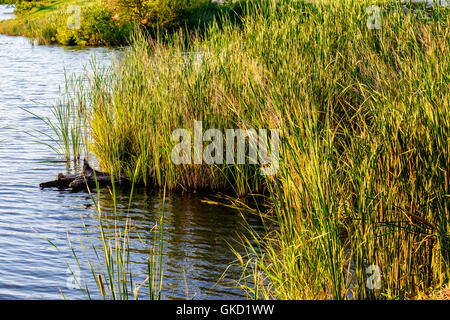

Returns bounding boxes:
[0,0,233,45]
[0,0,134,46]
[15,0,38,15]
[56,3,132,46]
[0,0,19,4]
[66,0,449,299]
[109,0,215,29]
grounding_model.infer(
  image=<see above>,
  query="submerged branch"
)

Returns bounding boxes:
[40,159,127,191]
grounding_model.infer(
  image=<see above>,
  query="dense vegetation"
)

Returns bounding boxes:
[0,0,238,45]
[4,0,448,299]
[50,0,449,299]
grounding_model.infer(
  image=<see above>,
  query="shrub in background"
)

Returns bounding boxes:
[56,3,132,46]
[107,0,213,29]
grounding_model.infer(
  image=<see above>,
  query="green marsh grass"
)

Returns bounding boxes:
[54,0,449,299]
[59,177,167,300]
[0,0,132,46]
[24,69,94,163]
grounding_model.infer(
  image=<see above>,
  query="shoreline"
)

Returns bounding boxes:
[1,0,448,300]
[0,1,239,46]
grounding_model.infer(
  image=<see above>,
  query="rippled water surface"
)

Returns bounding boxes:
[0,5,264,299]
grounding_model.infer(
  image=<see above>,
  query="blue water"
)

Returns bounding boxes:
[0,5,263,300]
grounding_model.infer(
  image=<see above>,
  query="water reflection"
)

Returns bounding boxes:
[83,188,264,299]
[0,5,264,299]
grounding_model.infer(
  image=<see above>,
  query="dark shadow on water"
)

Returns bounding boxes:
[72,185,266,299]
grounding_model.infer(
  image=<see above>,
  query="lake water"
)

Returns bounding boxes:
[0,5,264,300]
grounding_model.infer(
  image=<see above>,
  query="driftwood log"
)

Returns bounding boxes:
[40,159,126,191]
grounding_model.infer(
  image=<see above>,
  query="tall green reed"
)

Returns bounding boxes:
[63,177,166,300]
[230,0,449,299]
[57,0,449,299]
